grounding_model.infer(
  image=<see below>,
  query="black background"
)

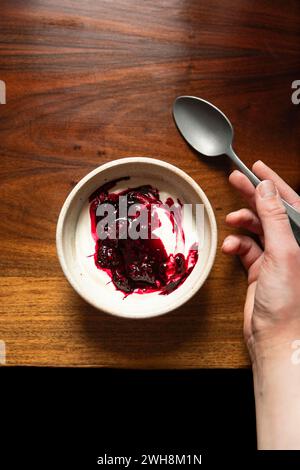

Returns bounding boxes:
[1,368,299,466]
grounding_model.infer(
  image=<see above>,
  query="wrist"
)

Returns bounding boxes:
[250,335,300,450]
[248,335,294,369]
[246,320,300,368]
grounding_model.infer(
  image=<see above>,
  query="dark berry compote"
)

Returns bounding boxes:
[89,177,198,297]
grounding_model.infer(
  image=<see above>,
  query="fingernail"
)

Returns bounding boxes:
[258,180,277,199]
[222,237,232,249]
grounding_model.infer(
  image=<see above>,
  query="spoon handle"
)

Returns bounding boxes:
[227,147,300,244]
[227,147,261,186]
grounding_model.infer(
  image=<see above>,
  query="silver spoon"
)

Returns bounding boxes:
[173,95,300,244]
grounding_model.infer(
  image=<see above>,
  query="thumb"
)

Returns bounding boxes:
[255,179,298,254]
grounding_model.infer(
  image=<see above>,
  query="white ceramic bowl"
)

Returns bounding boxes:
[56,157,217,319]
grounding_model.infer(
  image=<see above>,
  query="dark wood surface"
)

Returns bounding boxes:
[0,0,299,367]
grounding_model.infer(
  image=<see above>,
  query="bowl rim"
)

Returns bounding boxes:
[56,157,218,319]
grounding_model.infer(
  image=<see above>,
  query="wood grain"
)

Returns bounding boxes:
[0,0,299,367]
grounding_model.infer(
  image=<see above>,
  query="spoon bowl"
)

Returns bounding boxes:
[173,96,233,157]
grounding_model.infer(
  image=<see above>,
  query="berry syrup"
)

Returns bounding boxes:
[89,177,198,296]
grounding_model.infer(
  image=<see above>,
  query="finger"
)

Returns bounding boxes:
[226,208,263,235]
[229,170,257,211]
[244,282,257,343]
[255,180,299,254]
[253,160,300,211]
[222,234,263,271]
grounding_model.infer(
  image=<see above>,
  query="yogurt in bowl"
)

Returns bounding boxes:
[56,157,217,318]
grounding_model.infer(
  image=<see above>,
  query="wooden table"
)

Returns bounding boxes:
[0,0,299,368]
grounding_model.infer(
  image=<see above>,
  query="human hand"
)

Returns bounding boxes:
[222,160,300,363]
